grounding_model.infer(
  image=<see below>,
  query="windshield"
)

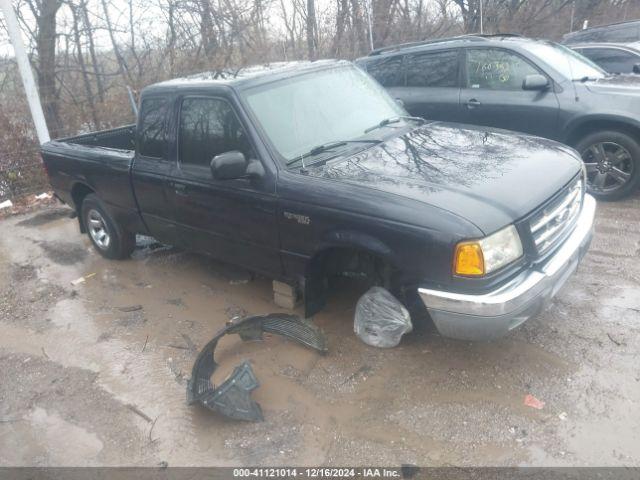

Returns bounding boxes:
[242,65,405,162]
[520,41,606,80]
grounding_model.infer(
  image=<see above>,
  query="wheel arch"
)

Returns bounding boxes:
[565,115,640,147]
[302,231,400,317]
[70,182,95,233]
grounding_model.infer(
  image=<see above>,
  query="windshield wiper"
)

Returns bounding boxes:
[286,139,382,167]
[364,116,425,134]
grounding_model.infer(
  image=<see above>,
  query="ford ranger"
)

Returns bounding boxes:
[41,60,596,341]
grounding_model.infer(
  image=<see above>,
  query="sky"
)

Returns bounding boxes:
[0,0,352,58]
[1,0,170,57]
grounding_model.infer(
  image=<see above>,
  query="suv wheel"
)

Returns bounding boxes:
[81,194,135,259]
[576,130,640,201]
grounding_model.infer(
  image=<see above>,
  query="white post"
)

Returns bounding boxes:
[0,0,50,144]
[479,0,484,34]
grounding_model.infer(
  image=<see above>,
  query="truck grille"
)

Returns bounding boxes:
[529,177,583,255]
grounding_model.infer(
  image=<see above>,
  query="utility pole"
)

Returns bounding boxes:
[366,0,374,51]
[0,0,50,144]
[479,0,484,34]
[569,0,575,32]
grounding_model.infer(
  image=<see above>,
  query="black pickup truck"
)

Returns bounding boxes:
[41,60,596,341]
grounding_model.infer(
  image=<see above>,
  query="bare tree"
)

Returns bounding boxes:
[306,0,316,59]
[100,0,133,84]
[70,0,99,127]
[79,0,104,101]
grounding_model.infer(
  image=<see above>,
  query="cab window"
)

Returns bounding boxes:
[178,97,254,168]
[138,97,169,158]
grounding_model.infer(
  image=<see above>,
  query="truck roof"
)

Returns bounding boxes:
[142,59,347,94]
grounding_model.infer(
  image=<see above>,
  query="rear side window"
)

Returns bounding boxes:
[578,48,640,73]
[138,97,169,158]
[406,50,459,88]
[178,97,254,168]
[578,48,614,62]
[365,56,404,87]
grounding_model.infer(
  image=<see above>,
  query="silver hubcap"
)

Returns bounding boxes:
[87,209,111,250]
[582,142,634,193]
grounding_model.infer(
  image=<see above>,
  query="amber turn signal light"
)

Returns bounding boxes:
[454,242,485,276]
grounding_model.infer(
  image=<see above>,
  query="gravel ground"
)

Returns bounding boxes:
[0,196,638,467]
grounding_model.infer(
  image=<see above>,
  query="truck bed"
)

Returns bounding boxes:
[60,124,136,151]
[41,124,143,234]
[42,125,136,166]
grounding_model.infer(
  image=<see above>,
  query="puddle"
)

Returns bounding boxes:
[16,208,72,227]
[37,240,88,266]
[50,297,93,330]
[0,412,94,466]
[600,286,640,311]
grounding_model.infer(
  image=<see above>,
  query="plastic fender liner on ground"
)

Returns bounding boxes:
[187,314,328,421]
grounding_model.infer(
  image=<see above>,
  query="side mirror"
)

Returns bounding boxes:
[246,159,265,179]
[522,74,550,91]
[633,64,640,74]
[210,151,247,180]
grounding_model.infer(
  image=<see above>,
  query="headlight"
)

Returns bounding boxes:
[454,225,523,276]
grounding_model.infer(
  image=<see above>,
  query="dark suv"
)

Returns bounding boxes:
[562,20,640,45]
[356,35,640,200]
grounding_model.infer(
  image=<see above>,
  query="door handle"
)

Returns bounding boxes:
[170,182,188,195]
[466,98,481,109]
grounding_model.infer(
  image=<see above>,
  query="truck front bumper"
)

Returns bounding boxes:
[418,194,596,341]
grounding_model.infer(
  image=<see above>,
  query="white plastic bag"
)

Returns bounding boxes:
[354,286,412,348]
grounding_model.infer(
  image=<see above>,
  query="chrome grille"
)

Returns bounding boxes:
[530,177,583,255]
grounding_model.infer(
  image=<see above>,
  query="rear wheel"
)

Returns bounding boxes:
[81,194,135,259]
[576,130,640,201]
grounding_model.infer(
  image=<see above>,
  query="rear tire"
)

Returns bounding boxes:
[81,194,135,259]
[576,130,640,201]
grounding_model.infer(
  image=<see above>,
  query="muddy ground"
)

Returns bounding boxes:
[0,196,639,467]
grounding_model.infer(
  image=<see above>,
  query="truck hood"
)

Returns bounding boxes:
[308,122,583,234]
[584,74,640,96]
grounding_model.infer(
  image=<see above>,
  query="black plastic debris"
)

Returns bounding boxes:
[201,361,262,421]
[187,314,327,421]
